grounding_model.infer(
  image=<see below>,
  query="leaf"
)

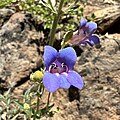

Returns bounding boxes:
[11,114,20,120]
[48,0,56,10]
[0,95,4,102]
[14,100,24,110]
[41,0,56,13]
[63,31,73,42]
[24,84,34,96]
[61,31,73,47]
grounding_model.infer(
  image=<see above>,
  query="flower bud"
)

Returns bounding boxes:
[30,70,44,82]
[24,103,30,110]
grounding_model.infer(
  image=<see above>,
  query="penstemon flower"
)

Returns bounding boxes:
[69,17,100,46]
[43,46,84,92]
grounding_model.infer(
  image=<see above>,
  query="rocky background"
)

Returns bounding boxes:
[0,0,120,120]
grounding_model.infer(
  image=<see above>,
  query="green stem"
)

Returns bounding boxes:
[49,0,65,46]
[46,92,51,110]
[33,83,42,120]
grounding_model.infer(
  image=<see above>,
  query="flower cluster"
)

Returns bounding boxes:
[41,18,100,92]
[69,18,100,46]
[43,46,84,92]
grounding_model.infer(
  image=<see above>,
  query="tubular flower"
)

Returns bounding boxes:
[69,17,100,46]
[43,46,84,92]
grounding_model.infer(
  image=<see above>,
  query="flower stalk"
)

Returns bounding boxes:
[49,0,64,46]
[33,83,43,120]
[46,92,51,110]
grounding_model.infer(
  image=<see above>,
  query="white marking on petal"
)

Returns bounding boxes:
[55,73,60,76]
[62,72,68,76]
[90,40,94,44]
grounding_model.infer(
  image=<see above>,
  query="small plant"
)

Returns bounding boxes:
[0,88,20,119]
[0,83,57,119]
[0,0,84,30]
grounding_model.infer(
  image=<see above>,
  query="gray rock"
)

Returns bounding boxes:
[0,8,15,28]
[0,11,43,90]
[73,35,120,120]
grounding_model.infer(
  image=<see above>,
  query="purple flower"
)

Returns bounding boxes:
[43,46,84,92]
[69,18,100,46]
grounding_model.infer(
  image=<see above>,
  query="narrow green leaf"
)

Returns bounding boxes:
[63,31,73,43]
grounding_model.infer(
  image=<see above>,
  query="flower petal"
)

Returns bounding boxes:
[80,41,87,46]
[84,35,100,47]
[67,71,84,89]
[86,21,97,34]
[43,72,59,92]
[69,34,86,45]
[44,46,57,70]
[89,35,100,44]
[59,73,70,89]
[59,47,77,70]
[80,17,87,28]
